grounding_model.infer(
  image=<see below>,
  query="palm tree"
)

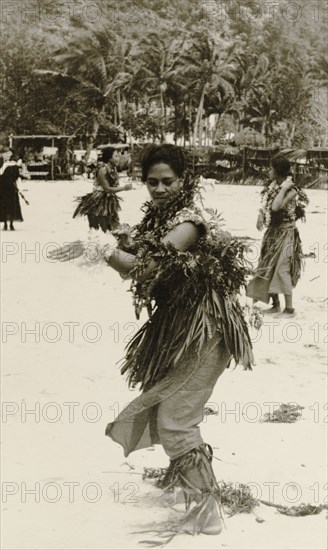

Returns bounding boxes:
[230,44,271,134]
[34,19,133,158]
[179,31,236,146]
[308,53,328,143]
[130,31,187,141]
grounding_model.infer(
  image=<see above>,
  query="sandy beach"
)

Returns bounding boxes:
[1,177,327,549]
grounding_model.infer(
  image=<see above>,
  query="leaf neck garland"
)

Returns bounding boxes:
[118,176,255,388]
[260,179,309,227]
[132,171,201,241]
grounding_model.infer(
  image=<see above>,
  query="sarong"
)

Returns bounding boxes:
[106,337,231,458]
[247,223,303,303]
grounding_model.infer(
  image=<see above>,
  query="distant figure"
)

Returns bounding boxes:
[0,153,17,176]
[73,147,132,233]
[0,159,23,230]
[80,155,88,176]
[247,156,309,318]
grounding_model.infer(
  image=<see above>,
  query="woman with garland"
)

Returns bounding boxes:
[73,147,132,233]
[50,145,254,537]
[247,156,309,317]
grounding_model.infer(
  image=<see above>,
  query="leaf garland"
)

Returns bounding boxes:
[118,176,256,387]
[120,175,254,319]
[260,179,309,227]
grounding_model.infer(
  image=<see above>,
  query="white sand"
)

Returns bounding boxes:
[1,178,327,549]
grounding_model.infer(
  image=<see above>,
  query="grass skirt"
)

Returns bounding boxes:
[247,224,303,303]
[73,190,121,231]
[120,291,253,392]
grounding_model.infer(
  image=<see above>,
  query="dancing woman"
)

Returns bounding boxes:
[73,147,132,233]
[50,144,254,536]
[247,156,308,317]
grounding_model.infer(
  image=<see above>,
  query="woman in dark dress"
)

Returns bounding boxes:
[0,163,23,230]
[73,147,132,233]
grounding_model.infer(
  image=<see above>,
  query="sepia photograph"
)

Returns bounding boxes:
[1,1,327,549]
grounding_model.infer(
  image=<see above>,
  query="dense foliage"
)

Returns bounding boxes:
[0,0,327,149]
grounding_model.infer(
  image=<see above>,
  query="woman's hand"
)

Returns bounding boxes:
[281,179,295,192]
[112,224,134,248]
[256,211,265,231]
[124,183,133,191]
[48,241,84,261]
[272,180,297,211]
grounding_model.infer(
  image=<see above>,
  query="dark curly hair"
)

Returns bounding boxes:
[141,144,186,182]
[102,147,117,163]
[271,155,292,178]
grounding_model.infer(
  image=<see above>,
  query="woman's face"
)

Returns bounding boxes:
[146,163,183,208]
[110,151,120,166]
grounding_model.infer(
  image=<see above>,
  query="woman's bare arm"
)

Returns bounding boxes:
[97,167,129,193]
[271,182,297,212]
[106,222,201,279]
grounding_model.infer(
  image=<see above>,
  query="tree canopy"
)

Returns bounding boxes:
[0,0,327,148]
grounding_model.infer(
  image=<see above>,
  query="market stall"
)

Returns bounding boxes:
[9,134,75,180]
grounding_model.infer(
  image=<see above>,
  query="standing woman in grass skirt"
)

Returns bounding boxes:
[247,156,309,318]
[50,144,254,538]
[73,147,132,233]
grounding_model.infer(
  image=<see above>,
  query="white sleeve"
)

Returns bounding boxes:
[0,162,8,175]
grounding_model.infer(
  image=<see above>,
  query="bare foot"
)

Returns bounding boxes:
[263,306,281,314]
[274,309,296,319]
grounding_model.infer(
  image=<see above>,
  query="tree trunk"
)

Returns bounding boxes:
[261,119,267,147]
[114,105,117,127]
[212,114,220,145]
[160,90,165,142]
[85,110,101,161]
[174,103,177,145]
[189,100,193,146]
[290,122,296,146]
[117,90,122,125]
[183,101,188,146]
[194,85,206,147]
[206,117,211,146]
